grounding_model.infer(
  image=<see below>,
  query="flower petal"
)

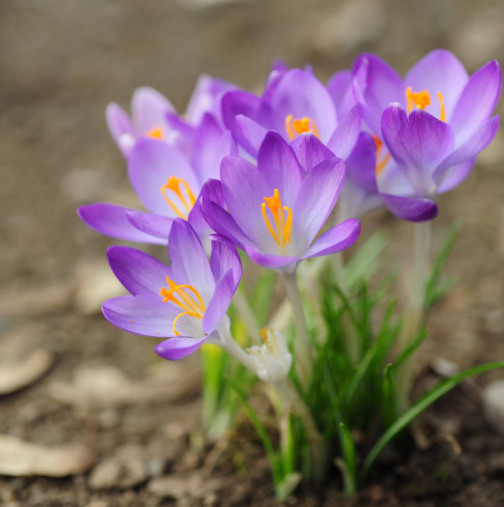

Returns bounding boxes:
[126,210,173,240]
[245,245,299,272]
[268,69,337,142]
[168,219,215,301]
[326,104,362,160]
[78,203,165,244]
[291,133,335,174]
[405,49,468,121]
[293,157,345,247]
[202,270,236,334]
[103,295,177,337]
[154,335,209,361]
[381,194,438,222]
[107,246,169,299]
[257,132,303,198]
[131,87,174,133]
[433,115,499,192]
[128,138,199,215]
[106,103,135,156]
[327,70,354,118]
[234,115,268,157]
[303,219,361,259]
[210,236,242,290]
[345,132,378,193]
[451,60,502,144]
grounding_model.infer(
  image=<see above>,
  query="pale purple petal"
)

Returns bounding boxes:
[128,138,199,215]
[106,103,135,156]
[257,132,303,198]
[107,246,169,299]
[78,203,165,244]
[268,69,337,142]
[233,115,268,157]
[381,194,438,222]
[293,157,345,247]
[155,335,209,360]
[291,133,335,174]
[202,270,235,334]
[103,295,177,337]
[168,219,214,301]
[327,70,354,118]
[345,132,378,193]
[131,87,174,133]
[433,115,499,191]
[304,219,361,259]
[450,60,502,144]
[222,90,262,140]
[405,49,468,121]
[326,104,362,159]
[210,236,242,289]
[436,159,474,194]
[126,211,173,240]
[245,245,299,272]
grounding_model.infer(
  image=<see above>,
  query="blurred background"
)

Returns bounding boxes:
[1,0,504,505]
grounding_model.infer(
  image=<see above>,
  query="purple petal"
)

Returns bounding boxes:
[436,159,474,195]
[450,60,502,144]
[233,115,268,157]
[326,104,362,160]
[107,246,169,299]
[192,113,236,181]
[268,69,337,142]
[381,194,438,222]
[245,245,299,272]
[164,113,197,156]
[210,236,242,289]
[202,270,235,334]
[353,53,404,134]
[78,203,165,244]
[434,115,499,191]
[291,134,335,173]
[128,138,199,215]
[257,132,303,198]
[293,157,345,247]
[131,87,174,133]
[155,335,209,360]
[327,70,354,118]
[103,295,177,337]
[381,105,454,195]
[405,49,468,122]
[106,103,135,156]
[126,210,173,240]
[345,133,378,193]
[304,219,361,259]
[220,156,272,247]
[168,219,214,300]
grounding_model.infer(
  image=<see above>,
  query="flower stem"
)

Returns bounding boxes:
[396,220,431,414]
[281,270,312,388]
[232,288,261,345]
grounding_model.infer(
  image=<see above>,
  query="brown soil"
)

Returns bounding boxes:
[1,0,504,505]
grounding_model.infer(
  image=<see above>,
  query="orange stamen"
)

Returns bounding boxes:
[261,189,292,248]
[372,135,391,176]
[285,115,320,141]
[160,276,205,336]
[146,125,165,140]
[161,176,197,219]
[437,91,446,122]
[406,87,446,122]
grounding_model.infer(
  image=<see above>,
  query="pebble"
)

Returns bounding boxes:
[483,379,504,433]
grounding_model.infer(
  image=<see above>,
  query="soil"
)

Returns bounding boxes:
[1,0,504,505]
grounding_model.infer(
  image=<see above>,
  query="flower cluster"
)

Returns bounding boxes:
[79,50,501,496]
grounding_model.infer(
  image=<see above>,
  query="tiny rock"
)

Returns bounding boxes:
[483,379,504,434]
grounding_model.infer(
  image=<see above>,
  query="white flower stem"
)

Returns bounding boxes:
[220,328,261,373]
[396,220,431,414]
[281,270,313,388]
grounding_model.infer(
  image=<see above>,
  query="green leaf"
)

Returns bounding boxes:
[336,421,357,497]
[360,360,504,482]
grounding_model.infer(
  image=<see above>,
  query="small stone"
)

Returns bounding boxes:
[89,445,148,490]
[148,472,223,499]
[483,380,504,433]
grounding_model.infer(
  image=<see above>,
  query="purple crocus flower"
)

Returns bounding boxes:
[107,76,236,158]
[221,67,362,161]
[79,114,235,244]
[102,219,242,360]
[335,50,501,221]
[201,132,361,273]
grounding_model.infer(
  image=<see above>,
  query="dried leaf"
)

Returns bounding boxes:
[0,435,94,477]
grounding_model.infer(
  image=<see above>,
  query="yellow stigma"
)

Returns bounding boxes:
[160,176,197,219]
[146,125,165,140]
[372,135,391,176]
[406,87,446,122]
[160,276,205,336]
[285,115,320,141]
[261,189,292,248]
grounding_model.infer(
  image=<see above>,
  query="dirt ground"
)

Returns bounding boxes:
[1,0,504,505]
